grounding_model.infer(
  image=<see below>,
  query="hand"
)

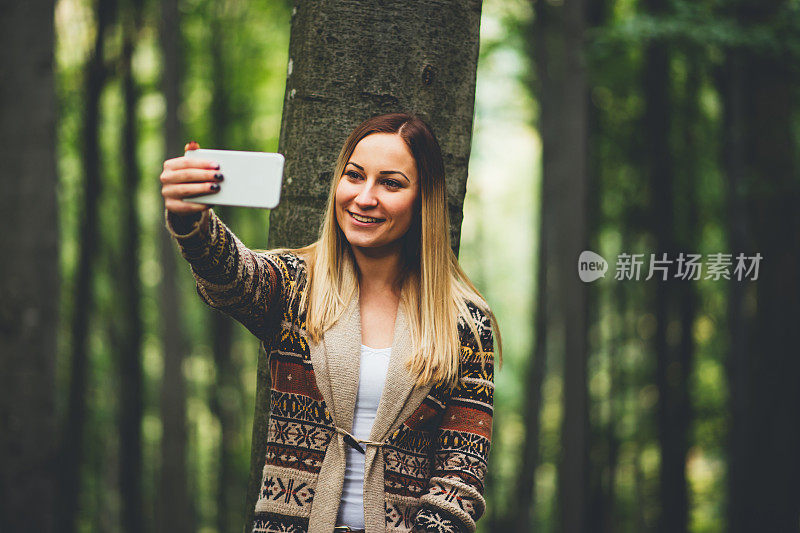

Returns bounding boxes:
[160,141,223,215]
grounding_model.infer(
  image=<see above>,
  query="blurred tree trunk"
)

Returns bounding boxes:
[118,1,144,531]
[158,0,192,530]
[667,49,700,533]
[531,0,590,531]
[511,210,548,533]
[0,1,59,531]
[641,1,690,531]
[584,1,608,529]
[717,37,749,533]
[208,10,245,532]
[604,280,627,533]
[57,0,115,530]
[246,0,485,528]
[722,1,800,530]
[719,47,750,533]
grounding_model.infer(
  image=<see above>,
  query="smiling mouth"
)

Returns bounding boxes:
[348,211,385,223]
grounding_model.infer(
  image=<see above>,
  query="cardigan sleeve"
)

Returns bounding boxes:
[165,208,285,340]
[413,307,495,533]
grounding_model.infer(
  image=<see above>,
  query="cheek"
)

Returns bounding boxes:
[334,181,348,226]
[335,180,351,211]
[390,195,418,230]
[337,178,363,202]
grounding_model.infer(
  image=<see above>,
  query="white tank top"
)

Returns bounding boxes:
[335,344,392,528]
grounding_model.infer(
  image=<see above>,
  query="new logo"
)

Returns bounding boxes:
[578,250,608,282]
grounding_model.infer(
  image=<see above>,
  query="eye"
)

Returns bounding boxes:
[382,178,402,189]
[344,170,363,181]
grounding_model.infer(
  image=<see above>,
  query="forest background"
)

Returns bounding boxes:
[2,0,799,532]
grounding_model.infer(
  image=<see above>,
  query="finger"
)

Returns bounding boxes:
[184,140,200,152]
[163,156,220,172]
[162,182,221,200]
[160,168,224,185]
[165,198,209,215]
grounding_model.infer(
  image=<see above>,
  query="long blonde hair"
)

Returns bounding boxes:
[287,113,501,387]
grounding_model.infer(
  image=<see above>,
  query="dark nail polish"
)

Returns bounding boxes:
[214,173,224,181]
[213,163,221,170]
[210,183,220,192]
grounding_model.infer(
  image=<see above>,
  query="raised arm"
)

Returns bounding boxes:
[161,144,285,340]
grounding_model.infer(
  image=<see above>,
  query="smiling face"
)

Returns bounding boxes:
[334,133,420,257]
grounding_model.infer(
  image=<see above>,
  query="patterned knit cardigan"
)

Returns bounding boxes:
[166,209,495,533]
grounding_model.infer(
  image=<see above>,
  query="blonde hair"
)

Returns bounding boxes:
[283,113,501,387]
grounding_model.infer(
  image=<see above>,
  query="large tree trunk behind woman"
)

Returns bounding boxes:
[0,1,59,531]
[245,0,486,528]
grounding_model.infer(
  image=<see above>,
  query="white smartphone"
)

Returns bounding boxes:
[185,148,285,209]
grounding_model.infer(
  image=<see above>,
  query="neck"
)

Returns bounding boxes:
[351,244,404,295]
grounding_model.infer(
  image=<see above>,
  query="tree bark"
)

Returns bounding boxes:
[0,1,59,531]
[267,0,482,252]
[245,0,485,528]
[158,0,192,530]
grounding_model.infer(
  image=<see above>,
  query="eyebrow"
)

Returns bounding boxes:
[346,161,410,184]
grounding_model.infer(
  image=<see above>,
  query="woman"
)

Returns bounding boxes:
[161,113,500,533]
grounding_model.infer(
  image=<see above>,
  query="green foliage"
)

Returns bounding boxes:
[592,0,800,60]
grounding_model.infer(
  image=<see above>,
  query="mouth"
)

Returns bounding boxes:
[348,210,385,225]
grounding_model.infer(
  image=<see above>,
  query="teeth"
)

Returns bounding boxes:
[351,212,382,223]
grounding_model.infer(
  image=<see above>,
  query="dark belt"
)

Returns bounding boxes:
[334,527,366,533]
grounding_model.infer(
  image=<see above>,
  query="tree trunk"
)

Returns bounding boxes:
[246,0,485,528]
[118,2,144,531]
[717,42,749,533]
[209,11,245,532]
[57,0,115,530]
[641,1,690,530]
[531,0,590,531]
[583,1,607,529]
[511,201,548,533]
[667,48,701,533]
[0,1,59,531]
[722,2,800,530]
[266,0,482,251]
[158,0,192,530]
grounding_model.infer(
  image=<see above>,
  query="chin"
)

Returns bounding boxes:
[346,237,383,249]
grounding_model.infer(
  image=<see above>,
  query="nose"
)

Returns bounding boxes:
[354,180,378,209]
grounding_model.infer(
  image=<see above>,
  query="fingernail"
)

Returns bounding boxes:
[214,173,224,181]
[213,163,221,170]
[210,183,220,192]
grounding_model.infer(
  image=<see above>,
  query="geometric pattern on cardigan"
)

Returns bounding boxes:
[167,210,494,533]
[252,514,309,533]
